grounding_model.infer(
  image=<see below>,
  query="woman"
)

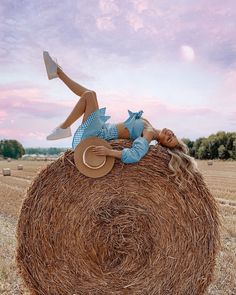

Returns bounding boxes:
[43,51,197,183]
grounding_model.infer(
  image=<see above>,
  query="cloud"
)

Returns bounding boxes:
[1,0,236,68]
[0,128,46,141]
[131,0,150,13]
[28,131,46,140]
[1,0,236,146]
[99,0,120,15]
[126,13,144,31]
[229,112,236,125]
[0,84,72,119]
[0,127,24,138]
[0,110,7,121]
[93,91,230,140]
[96,16,116,31]
[213,70,236,105]
[98,91,217,120]
[180,45,195,62]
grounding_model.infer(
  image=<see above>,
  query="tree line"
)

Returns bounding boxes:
[182,131,236,160]
[0,140,67,159]
[24,147,67,155]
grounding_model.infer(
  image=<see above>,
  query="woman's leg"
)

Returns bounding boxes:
[57,67,99,128]
[57,67,90,97]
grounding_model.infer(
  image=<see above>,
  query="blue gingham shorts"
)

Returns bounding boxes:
[72,107,119,149]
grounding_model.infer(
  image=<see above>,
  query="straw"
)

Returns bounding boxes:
[16,140,220,295]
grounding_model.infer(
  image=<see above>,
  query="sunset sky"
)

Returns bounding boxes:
[0,0,236,148]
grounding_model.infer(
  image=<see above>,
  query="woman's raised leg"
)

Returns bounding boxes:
[57,67,90,97]
[60,90,99,128]
[57,67,99,128]
[45,53,100,140]
[47,88,99,140]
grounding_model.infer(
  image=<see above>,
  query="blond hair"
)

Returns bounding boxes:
[166,139,199,187]
[144,122,198,186]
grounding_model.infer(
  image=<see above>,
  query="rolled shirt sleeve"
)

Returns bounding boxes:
[121,137,150,164]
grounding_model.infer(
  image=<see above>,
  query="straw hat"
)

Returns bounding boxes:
[74,137,115,178]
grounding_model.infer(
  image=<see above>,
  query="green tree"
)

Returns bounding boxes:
[181,138,195,156]
[0,139,25,159]
[190,132,236,160]
[197,144,208,159]
[232,140,236,159]
[207,135,219,159]
[218,144,230,159]
[192,137,205,159]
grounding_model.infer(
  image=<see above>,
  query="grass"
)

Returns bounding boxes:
[0,159,235,294]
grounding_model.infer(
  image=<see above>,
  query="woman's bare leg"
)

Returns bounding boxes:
[57,67,90,96]
[57,68,99,128]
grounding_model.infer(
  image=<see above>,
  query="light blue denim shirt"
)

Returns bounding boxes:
[121,136,150,164]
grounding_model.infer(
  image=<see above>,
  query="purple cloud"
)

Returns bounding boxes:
[1,0,235,147]
[0,84,72,119]
[1,0,236,68]
[0,110,7,121]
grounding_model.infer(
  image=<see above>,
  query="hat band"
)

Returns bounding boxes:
[82,145,106,170]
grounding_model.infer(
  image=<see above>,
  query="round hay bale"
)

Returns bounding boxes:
[16,140,220,295]
[17,164,23,170]
[2,168,11,176]
[7,157,11,162]
[208,160,213,166]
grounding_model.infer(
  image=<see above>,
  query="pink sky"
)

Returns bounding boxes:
[0,0,236,147]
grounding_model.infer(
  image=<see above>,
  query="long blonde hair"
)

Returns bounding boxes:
[142,120,199,186]
[166,139,199,187]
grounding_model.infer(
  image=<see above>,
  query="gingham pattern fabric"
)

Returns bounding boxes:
[72,107,118,149]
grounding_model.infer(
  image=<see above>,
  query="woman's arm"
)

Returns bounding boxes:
[142,128,155,142]
[92,129,155,161]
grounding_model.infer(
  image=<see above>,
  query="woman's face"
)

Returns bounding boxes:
[158,128,178,148]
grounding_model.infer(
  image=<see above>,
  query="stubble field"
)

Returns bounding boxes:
[0,159,235,294]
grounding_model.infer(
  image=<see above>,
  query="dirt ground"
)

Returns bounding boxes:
[0,159,235,294]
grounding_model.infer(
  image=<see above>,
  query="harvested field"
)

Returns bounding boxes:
[197,160,236,202]
[0,158,235,294]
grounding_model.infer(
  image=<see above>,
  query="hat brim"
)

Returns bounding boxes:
[74,137,115,178]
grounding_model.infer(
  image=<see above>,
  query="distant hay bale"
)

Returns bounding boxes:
[17,164,23,170]
[7,157,11,162]
[2,168,11,176]
[16,140,220,295]
[208,160,213,166]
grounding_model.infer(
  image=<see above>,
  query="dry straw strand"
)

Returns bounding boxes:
[16,140,220,295]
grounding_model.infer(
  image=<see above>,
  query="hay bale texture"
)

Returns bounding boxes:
[2,168,11,176]
[17,164,23,170]
[16,140,220,295]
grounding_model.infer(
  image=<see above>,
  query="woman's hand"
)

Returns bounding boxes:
[92,146,122,159]
[92,146,111,156]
